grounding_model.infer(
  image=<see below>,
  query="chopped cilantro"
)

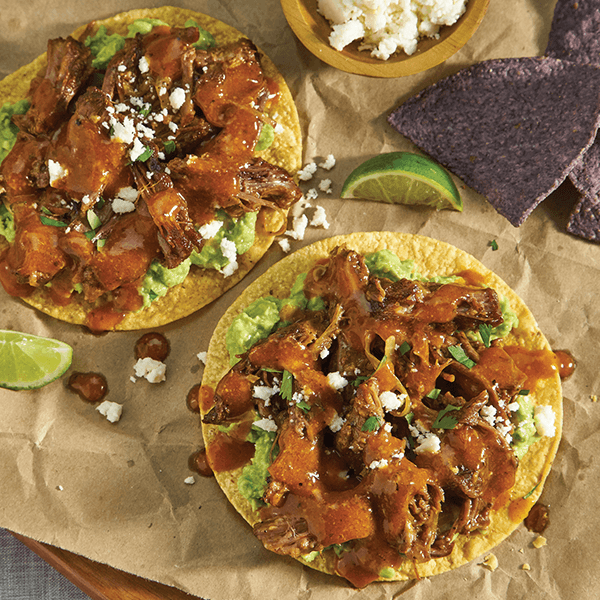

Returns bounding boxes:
[296,400,311,413]
[479,323,492,348]
[433,405,461,429]
[163,139,176,154]
[40,215,67,227]
[489,239,499,251]
[136,146,153,162]
[352,375,369,387]
[398,341,411,356]
[448,345,475,368]
[281,369,293,401]
[518,389,530,396]
[523,481,540,499]
[426,388,441,400]
[405,411,414,424]
[84,230,96,240]
[362,416,381,432]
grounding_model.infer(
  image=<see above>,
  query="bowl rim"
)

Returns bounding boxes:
[280,0,491,77]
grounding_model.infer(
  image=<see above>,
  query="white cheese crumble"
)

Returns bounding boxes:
[329,413,345,432]
[138,56,149,73]
[253,384,279,405]
[285,214,308,240]
[198,220,223,239]
[297,162,318,181]
[134,357,167,383]
[320,347,330,359]
[534,405,556,437]
[219,238,238,277]
[117,186,138,202]
[311,205,330,229]
[480,405,497,427]
[184,476,196,485]
[327,371,349,390]
[305,188,319,201]
[318,178,333,194]
[379,391,406,412]
[169,87,186,111]
[254,417,278,432]
[318,154,336,170]
[48,159,67,186]
[129,137,147,162]
[369,458,389,470]
[96,400,123,423]
[110,115,136,145]
[112,198,136,214]
[410,421,441,454]
[197,351,207,365]
[317,0,468,60]
[278,238,291,253]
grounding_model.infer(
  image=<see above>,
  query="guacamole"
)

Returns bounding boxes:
[510,394,540,460]
[140,211,258,307]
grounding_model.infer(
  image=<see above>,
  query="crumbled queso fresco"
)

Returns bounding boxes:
[317,0,469,60]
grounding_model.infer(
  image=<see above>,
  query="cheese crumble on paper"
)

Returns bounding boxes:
[96,401,123,423]
[134,357,167,383]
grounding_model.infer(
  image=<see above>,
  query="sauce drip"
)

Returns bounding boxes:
[135,332,170,362]
[67,372,108,403]
[206,431,255,472]
[186,383,201,413]
[524,502,550,534]
[553,349,576,380]
[188,448,214,478]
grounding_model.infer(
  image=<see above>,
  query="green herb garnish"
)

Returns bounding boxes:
[40,215,67,227]
[136,146,153,162]
[296,400,311,413]
[489,239,499,251]
[398,341,411,356]
[433,405,461,429]
[518,389,530,396]
[448,345,475,368]
[362,416,381,432]
[163,139,176,154]
[523,481,540,500]
[426,388,441,400]
[281,369,293,401]
[479,323,492,348]
[87,209,101,230]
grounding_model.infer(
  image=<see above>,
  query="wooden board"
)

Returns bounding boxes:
[11,532,207,600]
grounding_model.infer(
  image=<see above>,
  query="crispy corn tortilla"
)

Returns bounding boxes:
[0,6,302,330]
[201,231,563,582]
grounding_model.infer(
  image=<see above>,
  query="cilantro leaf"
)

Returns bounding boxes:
[426,388,441,400]
[489,239,499,251]
[448,345,475,368]
[280,370,293,401]
[479,323,492,348]
[398,341,411,356]
[40,215,67,227]
[433,405,461,429]
[352,375,369,387]
[518,389,530,396]
[296,400,311,413]
[362,416,381,432]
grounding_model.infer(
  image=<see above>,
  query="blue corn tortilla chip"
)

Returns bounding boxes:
[567,192,600,242]
[387,57,600,226]
[569,136,600,198]
[546,0,600,66]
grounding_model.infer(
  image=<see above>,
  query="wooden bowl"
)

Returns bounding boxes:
[280,0,490,77]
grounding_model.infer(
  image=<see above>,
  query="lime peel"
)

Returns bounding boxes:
[0,330,73,390]
[341,151,462,211]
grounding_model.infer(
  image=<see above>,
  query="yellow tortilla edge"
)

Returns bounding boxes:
[0,6,302,330]
[200,231,563,582]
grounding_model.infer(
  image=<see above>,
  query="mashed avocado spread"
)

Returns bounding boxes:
[510,394,540,460]
[140,211,258,307]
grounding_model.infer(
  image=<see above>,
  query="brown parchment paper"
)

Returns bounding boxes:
[0,1,599,599]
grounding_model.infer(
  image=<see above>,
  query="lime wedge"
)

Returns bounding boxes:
[0,330,73,390]
[341,152,462,211]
